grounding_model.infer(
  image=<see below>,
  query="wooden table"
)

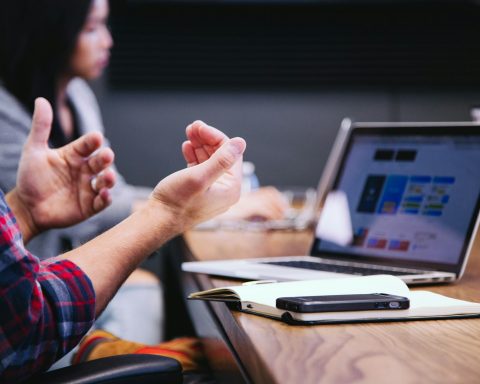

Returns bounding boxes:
[179,230,480,384]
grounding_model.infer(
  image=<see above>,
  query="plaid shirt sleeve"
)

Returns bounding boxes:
[0,191,96,383]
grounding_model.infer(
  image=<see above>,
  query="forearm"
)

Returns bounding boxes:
[59,202,180,315]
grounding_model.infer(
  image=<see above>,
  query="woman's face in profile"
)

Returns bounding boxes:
[69,0,113,80]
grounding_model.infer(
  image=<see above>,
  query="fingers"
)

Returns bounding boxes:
[87,147,115,174]
[263,199,288,220]
[89,167,115,215]
[230,187,288,221]
[182,140,214,167]
[27,98,54,147]
[256,187,290,213]
[66,131,104,158]
[182,141,198,167]
[92,188,112,212]
[194,137,246,187]
[186,120,228,148]
[250,201,286,221]
[193,143,210,164]
[185,121,229,164]
[91,168,116,192]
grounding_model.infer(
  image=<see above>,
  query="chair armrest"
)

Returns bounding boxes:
[25,354,182,384]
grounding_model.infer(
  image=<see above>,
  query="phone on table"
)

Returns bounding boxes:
[276,293,410,313]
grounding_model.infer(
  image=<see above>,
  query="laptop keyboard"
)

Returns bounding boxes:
[263,260,424,276]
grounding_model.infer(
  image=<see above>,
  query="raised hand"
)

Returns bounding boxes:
[182,122,288,222]
[8,98,116,241]
[61,121,244,314]
[150,121,246,231]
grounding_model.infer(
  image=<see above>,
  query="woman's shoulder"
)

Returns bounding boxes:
[67,78,104,135]
[0,84,31,133]
[67,78,97,101]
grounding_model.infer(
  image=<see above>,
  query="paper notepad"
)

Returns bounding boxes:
[188,275,480,324]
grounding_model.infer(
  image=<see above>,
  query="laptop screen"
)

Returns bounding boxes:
[312,125,480,273]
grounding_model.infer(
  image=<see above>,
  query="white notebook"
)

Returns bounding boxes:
[188,275,480,324]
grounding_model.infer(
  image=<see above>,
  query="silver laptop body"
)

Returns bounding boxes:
[183,121,480,285]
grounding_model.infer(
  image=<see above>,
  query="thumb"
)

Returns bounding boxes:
[27,98,53,147]
[195,137,246,186]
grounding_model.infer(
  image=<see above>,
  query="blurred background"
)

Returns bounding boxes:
[93,0,480,189]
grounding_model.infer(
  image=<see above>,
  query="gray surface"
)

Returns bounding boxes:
[92,78,480,188]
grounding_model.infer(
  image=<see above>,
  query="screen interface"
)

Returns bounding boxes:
[316,131,480,266]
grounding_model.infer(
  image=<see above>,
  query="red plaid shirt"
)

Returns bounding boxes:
[0,191,96,383]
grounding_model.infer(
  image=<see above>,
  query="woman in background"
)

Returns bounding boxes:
[0,0,164,355]
[0,0,287,362]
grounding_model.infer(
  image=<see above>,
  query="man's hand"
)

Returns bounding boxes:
[220,186,289,221]
[61,121,244,313]
[6,98,116,242]
[149,121,246,231]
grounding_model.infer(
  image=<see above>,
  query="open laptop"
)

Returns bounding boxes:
[182,120,480,285]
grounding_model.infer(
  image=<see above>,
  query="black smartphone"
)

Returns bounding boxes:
[276,293,410,313]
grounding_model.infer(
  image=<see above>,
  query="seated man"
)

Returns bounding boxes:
[0,98,246,383]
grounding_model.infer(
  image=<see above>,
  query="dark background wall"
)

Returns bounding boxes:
[92,1,480,188]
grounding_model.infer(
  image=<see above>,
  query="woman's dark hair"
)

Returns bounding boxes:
[0,0,92,146]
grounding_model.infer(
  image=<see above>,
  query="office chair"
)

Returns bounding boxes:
[25,354,183,384]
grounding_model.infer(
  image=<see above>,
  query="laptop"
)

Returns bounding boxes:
[182,120,480,285]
